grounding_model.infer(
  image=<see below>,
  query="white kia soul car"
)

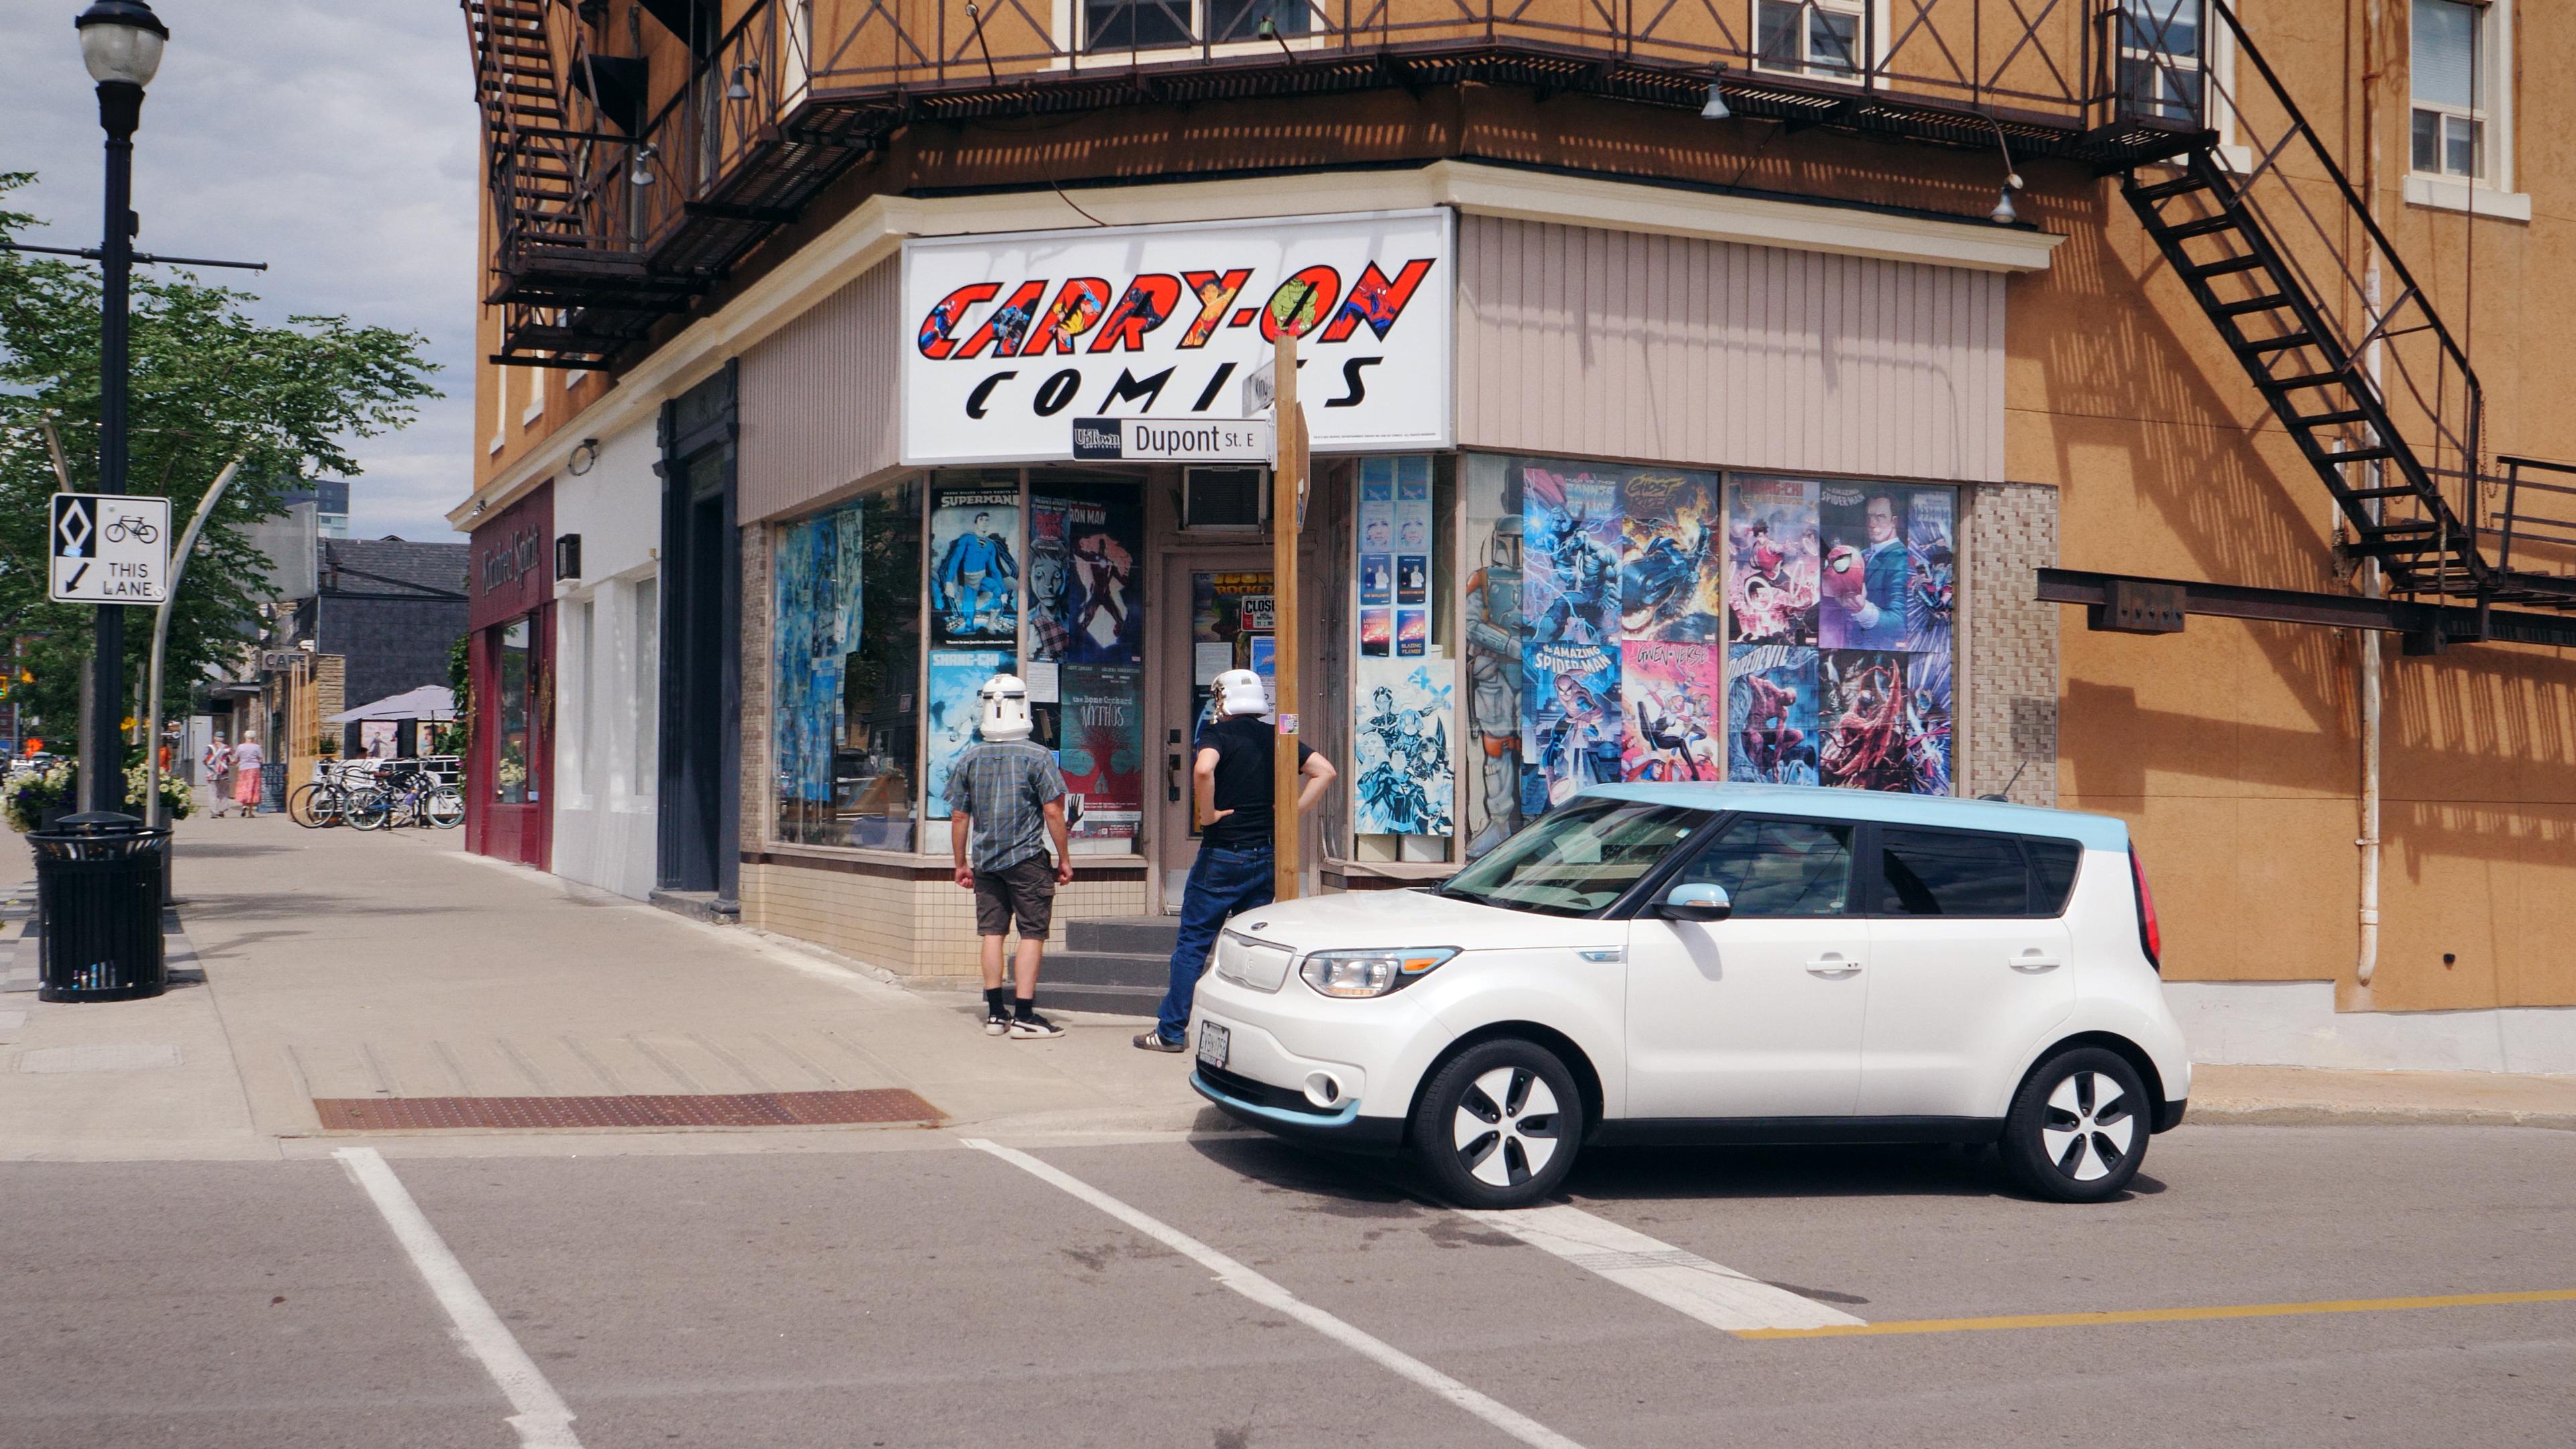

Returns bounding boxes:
[1188,784,2188,1208]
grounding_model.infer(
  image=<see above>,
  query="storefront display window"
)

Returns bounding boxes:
[495,619,531,805]
[1464,453,1957,858]
[1350,455,1458,845]
[771,481,922,849]
[1029,472,1146,843]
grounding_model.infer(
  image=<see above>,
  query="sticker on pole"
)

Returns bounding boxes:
[50,493,170,604]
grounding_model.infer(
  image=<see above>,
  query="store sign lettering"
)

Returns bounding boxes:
[902,210,1454,466]
[480,527,543,595]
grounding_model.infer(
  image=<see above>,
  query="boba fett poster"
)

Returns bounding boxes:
[1353,657,1454,837]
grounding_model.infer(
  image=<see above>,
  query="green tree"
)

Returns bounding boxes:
[0,170,439,753]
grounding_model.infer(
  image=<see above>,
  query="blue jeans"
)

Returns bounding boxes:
[1156,845,1275,1043]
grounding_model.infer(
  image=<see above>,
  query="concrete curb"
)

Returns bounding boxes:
[2189,1104,2576,1130]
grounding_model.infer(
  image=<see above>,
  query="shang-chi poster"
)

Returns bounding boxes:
[1726,476,1819,646]
[1619,640,1721,782]
[902,209,1454,464]
[924,647,1012,820]
[1617,470,1724,643]
[1059,665,1144,839]
[1727,643,1821,786]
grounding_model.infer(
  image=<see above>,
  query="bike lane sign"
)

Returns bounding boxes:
[50,492,171,604]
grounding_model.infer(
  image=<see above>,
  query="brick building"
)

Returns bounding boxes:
[454,0,2575,1070]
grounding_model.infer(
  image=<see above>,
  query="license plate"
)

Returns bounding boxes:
[1197,1021,1230,1069]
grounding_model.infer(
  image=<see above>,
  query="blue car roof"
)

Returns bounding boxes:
[1578,782,2133,852]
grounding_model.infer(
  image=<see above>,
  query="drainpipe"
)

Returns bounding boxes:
[2355,0,2385,987]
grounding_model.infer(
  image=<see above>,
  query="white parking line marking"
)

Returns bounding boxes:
[1461,1204,1867,1334]
[963,1138,1589,1449]
[334,1148,583,1449]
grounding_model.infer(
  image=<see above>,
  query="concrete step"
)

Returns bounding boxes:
[1038,980,1165,1014]
[1065,916,1179,955]
[1043,950,1172,989]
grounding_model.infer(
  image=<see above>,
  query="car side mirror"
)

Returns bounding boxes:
[1659,882,1732,923]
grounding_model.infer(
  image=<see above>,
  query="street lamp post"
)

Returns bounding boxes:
[72,0,168,818]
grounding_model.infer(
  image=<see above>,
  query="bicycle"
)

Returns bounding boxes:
[289,758,380,828]
[347,760,465,831]
[103,514,160,545]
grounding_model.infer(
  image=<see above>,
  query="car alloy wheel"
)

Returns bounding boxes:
[2001,1046,2151,1202]
[1411,1038,1585,1209]
[1452,1065,1562,1189]
[2041,1069,2135,1183]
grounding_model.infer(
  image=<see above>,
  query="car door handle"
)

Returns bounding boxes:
[1805,955,1862,977]
[2011,952,2063,972]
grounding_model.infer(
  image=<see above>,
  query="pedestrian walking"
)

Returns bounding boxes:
[226,730,264,818]
[946,674,1074,1039]
[1136,669,1337,1053]
[201,735,233,815]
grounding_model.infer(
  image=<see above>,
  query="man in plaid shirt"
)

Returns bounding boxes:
[947,674,1075,1038]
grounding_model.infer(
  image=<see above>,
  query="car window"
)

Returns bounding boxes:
[1672,816,1854,917]
[1878,828,2029,916]
[1438,798,1710,917]
[2025,837,2082,915]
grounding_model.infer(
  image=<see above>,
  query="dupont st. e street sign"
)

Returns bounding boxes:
[1071,417,1274,464]
[50,492,171,604]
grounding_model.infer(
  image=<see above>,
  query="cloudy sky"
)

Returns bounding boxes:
[2,1,478,542]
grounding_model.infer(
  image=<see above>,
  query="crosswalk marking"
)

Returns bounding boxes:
[1462,1204,1868,1334]
[964,1138,1591,1449]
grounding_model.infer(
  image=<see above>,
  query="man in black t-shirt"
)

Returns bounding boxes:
[1136,669,1338,1052]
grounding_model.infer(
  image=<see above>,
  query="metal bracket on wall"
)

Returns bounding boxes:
[2037,568,2576,653]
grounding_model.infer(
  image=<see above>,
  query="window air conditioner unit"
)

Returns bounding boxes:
[1183,467,1267,533]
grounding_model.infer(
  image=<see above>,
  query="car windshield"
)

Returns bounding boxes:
[1438,798,1711,916]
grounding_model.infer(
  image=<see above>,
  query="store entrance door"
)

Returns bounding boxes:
[1156,550,1275,913]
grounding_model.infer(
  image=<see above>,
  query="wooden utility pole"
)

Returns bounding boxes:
[1271,326,1307,901]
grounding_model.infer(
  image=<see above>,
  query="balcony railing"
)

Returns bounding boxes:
[478,0,2213,363]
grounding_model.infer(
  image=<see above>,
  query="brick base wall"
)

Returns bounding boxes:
[743,857,1152,979]
[1964,483,2060,805]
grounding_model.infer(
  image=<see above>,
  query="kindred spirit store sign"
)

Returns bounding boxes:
[900,209,1454,465]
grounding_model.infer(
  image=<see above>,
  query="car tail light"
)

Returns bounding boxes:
[2130,849,2162,971]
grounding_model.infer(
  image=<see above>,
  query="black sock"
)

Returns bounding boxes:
[1014,994,1037,1019]
[984,987,1008,1018]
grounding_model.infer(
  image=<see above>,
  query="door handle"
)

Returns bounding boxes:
[1166,752,1183,803]
[1805,955,1862,977]
[2011,952,2063,972]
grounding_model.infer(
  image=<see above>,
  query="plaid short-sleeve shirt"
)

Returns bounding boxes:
[944,739,1067,873]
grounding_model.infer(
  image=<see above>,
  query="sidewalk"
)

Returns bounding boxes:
[1,813,2570,1161]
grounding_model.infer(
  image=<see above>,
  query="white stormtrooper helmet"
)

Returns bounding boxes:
[1214,668,1269,718]
[978,674,1033,741]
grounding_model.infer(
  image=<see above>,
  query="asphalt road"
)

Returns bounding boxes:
[7,1124,2573,1448]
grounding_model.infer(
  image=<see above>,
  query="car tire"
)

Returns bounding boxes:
[2000,1046,2150,1203]
[1410,1038,1585,1210]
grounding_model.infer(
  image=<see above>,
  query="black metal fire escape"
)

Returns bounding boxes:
[2111,1,2576,645]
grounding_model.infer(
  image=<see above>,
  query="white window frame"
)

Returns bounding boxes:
[1749,0,1878,85]
[521,358,548,425]
[1052,0,1331,67]
[2404,0,2524,219]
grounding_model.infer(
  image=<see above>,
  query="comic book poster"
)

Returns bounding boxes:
[1461,455,1525,857]
[1817,483,1911,651]
[1522,639,1620,816]
[1617,470,1723,643]
[1395,553,1428,606]
[1396,608,1428,657]
[924,647,1012,819]
[1522,463,1622,649]
[1904,486,1957,655]
[1024,498,1069,661]
[1725,476,1819,645]
[929,486,1020,644]
[1359,554,1392,607]
[1359,606,1392,657]
[1726,643,1820,786]
[1817,648,1948,794]
[772,508,855,808]
[1192,571,1275,722]
[1353,656,1456,837]
[1619,641,1722,782]
[358,720,400,759]
[1052,492,1144,665]
[1059,665,1144,839]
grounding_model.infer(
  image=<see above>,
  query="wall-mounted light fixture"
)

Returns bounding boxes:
[727,60,759,102]
[1984,115,2023,225]
[1699,66,1731,121]
[630,142,656,187]
[568,437,600,475]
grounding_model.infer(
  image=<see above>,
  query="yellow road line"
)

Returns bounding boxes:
[1737,1288,2576,1340]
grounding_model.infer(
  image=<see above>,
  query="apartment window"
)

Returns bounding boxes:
[2411,0,2488,180]
[1083,0,1308,52]
[2117,0,2203,125]
[1754,0,1862,80]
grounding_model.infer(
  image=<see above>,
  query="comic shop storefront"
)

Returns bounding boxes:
[465,481,553,869]
[739,179,2046,975]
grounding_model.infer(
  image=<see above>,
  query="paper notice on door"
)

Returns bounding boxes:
[1194,641,1233,685]
[1024,659,1060,704]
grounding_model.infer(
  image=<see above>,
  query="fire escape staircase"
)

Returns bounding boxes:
[2116,2,2576,640]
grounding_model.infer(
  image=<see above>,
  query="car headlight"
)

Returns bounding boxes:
[1299,947,1459,998]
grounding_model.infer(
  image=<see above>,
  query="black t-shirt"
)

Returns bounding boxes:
[1197,714,1315,851]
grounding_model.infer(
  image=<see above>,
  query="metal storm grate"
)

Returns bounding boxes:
[311,1089,942,1132]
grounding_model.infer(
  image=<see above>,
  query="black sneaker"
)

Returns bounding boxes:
[983,1008,1012,1037]
[1132,1030,1187,1053]
[1008,1010,1065,1039]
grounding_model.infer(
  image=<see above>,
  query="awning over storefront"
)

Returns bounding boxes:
[328,685,456,724]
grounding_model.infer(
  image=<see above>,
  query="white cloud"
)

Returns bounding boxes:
[1,1,477,541]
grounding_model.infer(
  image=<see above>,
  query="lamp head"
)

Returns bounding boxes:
[1990,173,2023,225]
[1699,77,1730,121]
[75,0,167,88]
[630,142,656,186]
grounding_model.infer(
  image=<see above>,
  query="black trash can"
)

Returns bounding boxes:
[30,812,168,1002]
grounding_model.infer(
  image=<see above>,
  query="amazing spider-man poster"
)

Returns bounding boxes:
[1059,665,1144,839]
